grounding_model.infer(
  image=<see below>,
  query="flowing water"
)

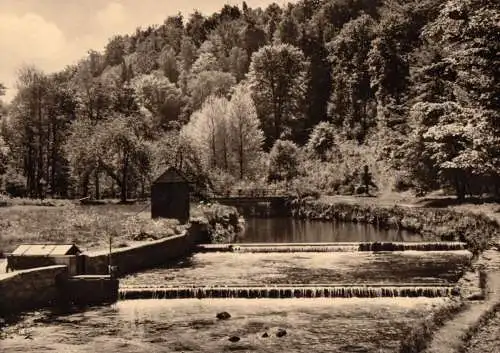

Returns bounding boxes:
[122,251,471,287]
[1,298,450,353]
[1,218,472,352]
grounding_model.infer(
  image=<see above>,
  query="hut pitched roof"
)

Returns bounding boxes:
[11,244,81,256]
[154,167,191,184]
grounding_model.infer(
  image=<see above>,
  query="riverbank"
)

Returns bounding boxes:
[288,195,500,352]
[0,200,241,258]
[289,196,500,254]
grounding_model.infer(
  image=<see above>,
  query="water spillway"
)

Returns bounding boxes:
[119,284,459,300]
[195,241,468,253]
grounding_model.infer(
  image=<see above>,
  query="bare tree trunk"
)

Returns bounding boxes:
[94,168,100,200]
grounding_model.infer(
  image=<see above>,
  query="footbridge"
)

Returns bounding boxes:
[206,188,292,208]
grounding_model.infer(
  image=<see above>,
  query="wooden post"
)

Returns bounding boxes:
[108,234,112,275]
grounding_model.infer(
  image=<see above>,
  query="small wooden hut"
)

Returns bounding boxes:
[151,167,191,223]
[7,243,83,274]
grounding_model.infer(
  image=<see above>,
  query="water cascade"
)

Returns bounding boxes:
[196,241,467,253]
[119,284,459,300]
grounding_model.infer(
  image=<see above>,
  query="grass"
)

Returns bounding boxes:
[457,302,500,353]
[0,198,241,256]
[398,299,467,353]
[0,201,184,255]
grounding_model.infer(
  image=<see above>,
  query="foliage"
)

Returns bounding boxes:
[267,139,301,183]
[305,121,337,161]
[327,14,376,143]
[227,84,265,179]
[0,0,498,199]
[248,44,309,147]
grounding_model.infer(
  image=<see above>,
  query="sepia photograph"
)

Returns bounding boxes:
[0,0,499,352]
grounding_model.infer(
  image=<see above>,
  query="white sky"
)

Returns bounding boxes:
[0,0,288,103]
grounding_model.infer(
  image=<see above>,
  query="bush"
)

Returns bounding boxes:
[393,172,415,192]
[3,170,27,197]
[267,139,301,182]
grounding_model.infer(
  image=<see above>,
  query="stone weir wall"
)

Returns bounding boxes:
[0,265,68,316]
[83,221,208,276]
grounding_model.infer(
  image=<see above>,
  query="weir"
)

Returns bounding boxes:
[196,241,468,253]
[119,284,459,299]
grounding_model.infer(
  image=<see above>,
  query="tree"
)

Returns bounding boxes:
[182,95,231,173]
[306,121,337,161]
[228,84,265,179]
[275,13,300,46]
[248,44,309,147]
[267,139,300,183]
[65,119,101,198]
[403,0,500,198]
[131,72,183,130]
[8,66,49,198]
[97,115,152,202]
[158,46,180,83]
[228,47,249,82]
[327,14,376,143]
[105,36,126,66]
[185,70,236,116]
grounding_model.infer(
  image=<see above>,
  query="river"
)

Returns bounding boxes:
[1,218,471,353]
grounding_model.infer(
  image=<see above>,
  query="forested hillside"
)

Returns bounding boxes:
[0,0,498,201]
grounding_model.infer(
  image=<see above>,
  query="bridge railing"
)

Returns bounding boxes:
[207,187,290,199]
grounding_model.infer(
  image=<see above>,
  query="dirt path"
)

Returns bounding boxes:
[424,249,500,353]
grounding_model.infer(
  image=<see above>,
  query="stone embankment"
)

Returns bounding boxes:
[0,266,68,316]
[0,204,241,317]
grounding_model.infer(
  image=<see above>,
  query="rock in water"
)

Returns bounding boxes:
[216,311,231,320]
[276,328,287,337]
[262,332,269,338]
[228,336,240,342]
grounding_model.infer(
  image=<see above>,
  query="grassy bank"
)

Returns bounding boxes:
[0,199,240,256]
[289,198,500,254]
[458,302,500,353]
[398,299,466,353]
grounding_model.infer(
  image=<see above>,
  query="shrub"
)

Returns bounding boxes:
[267,139,301,182]
[3,170,27,197]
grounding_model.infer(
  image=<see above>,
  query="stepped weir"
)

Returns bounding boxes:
[196,241,468,253]
[119,284,459,299]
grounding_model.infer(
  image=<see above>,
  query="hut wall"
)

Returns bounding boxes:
[7,255,81,275]
[151,182,190,222]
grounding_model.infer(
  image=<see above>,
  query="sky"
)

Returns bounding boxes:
[0,0,286,103]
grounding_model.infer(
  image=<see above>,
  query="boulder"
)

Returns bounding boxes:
[276,328,287,337]
[216,311,231,320]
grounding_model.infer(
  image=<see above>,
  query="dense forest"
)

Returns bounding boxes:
[0,0,498,201]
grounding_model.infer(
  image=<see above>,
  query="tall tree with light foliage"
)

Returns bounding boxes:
[228,84,265,179]
[182,95,231,173]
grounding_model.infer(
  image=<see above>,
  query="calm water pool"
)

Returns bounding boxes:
[237,218,422,243]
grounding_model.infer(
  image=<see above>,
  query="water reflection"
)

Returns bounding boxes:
[237,218,422,243]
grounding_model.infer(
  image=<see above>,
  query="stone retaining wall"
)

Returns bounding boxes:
[0,265,68,316]
[84,221,207,276]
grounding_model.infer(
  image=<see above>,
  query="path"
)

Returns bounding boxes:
[424,249,500,353]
